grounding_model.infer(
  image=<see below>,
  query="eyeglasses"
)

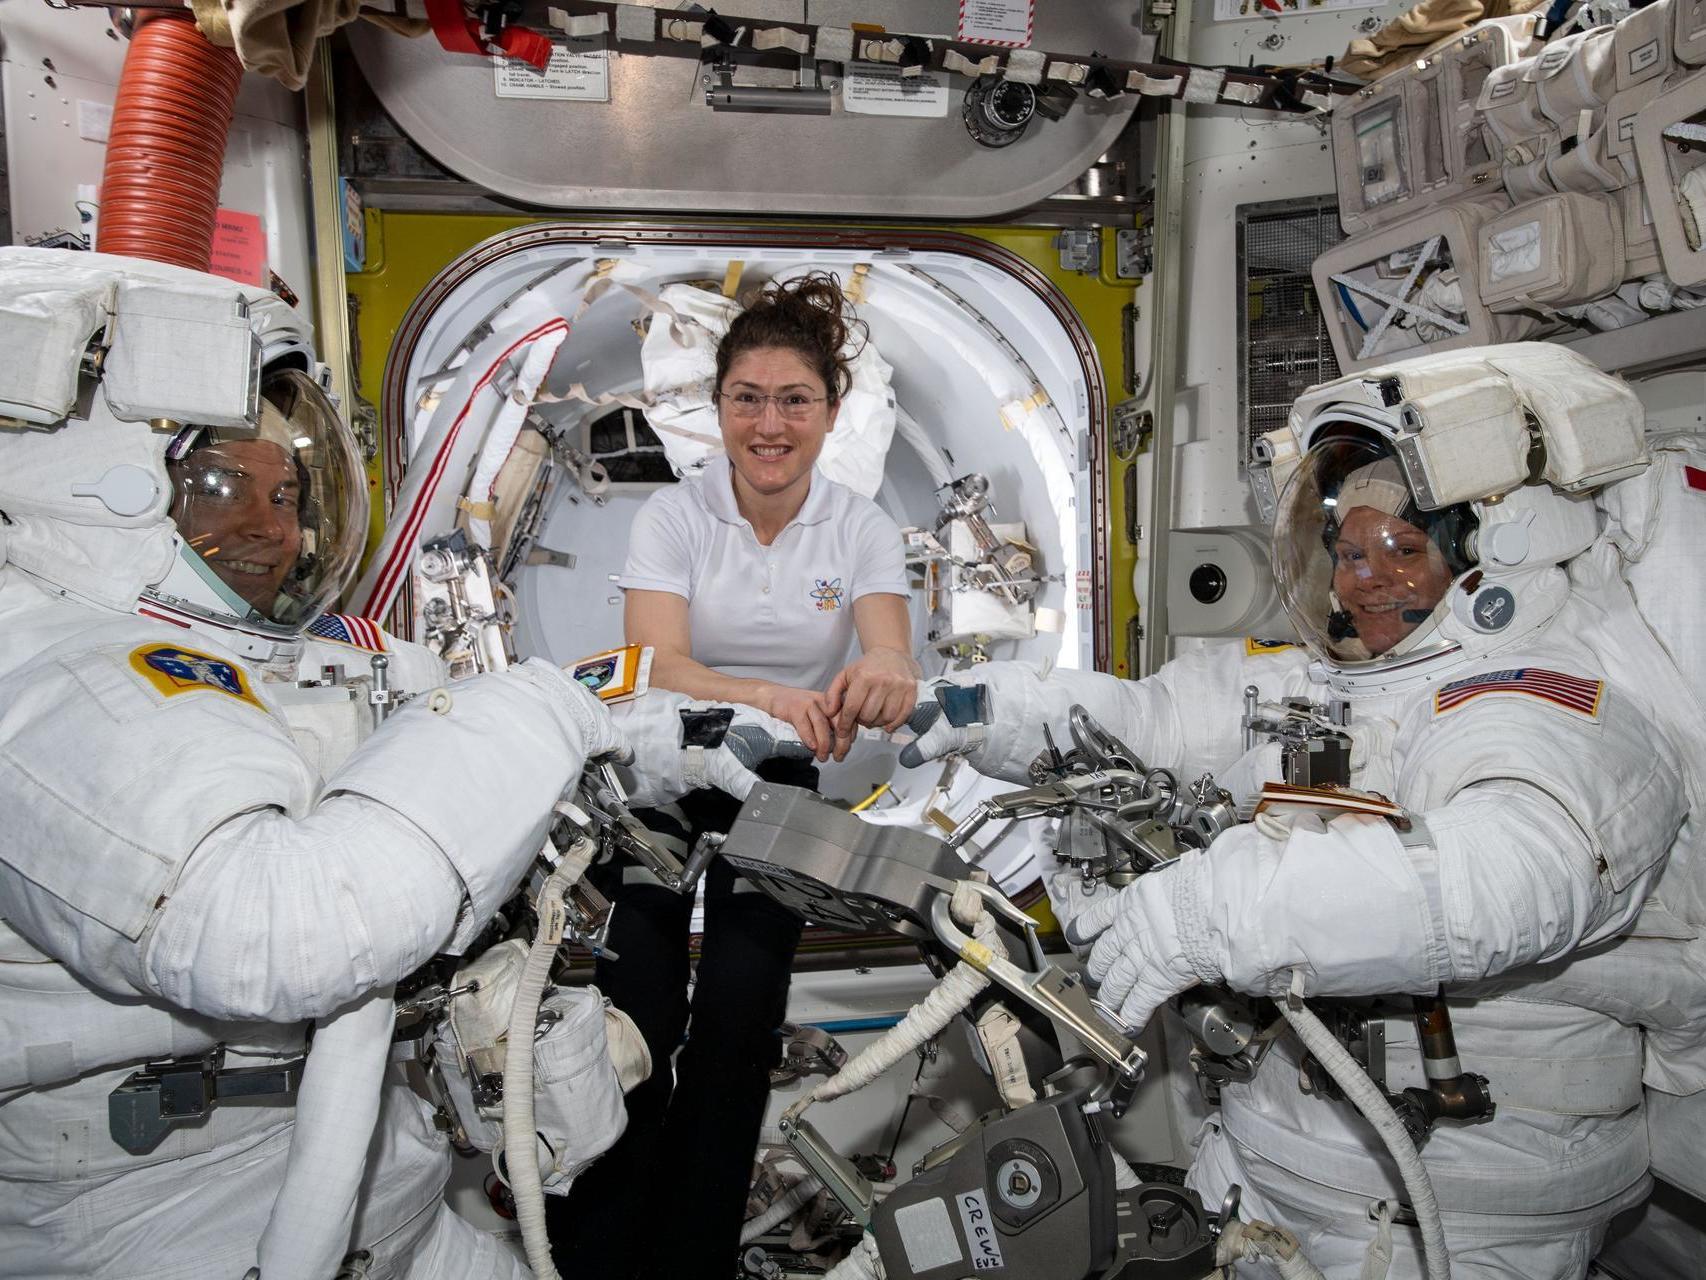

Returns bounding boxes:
[716,390,829,422]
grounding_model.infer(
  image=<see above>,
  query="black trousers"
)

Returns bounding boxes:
[547,760,815,1280]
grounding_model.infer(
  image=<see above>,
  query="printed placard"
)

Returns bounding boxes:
[494,35,609,101]
[1213,0,1385,20]
[958,0,1033,46]
[843,62,950,118]
[210,209,267,288]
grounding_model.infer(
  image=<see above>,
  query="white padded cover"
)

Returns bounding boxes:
[1479,192,1625,311]
[1614,0,1675,92]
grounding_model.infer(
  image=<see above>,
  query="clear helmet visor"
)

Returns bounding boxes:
[1272,432,1477,666]
[165,368,365,632]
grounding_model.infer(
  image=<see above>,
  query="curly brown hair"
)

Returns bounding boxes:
[715,272,867,405]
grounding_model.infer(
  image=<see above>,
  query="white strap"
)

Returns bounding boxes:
[683,744,709,791]
[546,8,607,37]
[1360,1200,1394,1280]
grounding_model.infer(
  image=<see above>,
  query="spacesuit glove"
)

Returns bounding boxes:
[516,657,626,760]
[898,679,988,768]
[611,690,809,807]
[898,660,1056,777]
[1043,866,1124,962]
[1214,740,1284,814]
[1072,852,1221,1036]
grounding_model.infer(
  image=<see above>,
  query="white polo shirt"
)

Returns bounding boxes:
[618,455,910,692]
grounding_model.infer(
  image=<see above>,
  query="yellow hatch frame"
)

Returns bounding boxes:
[346,214,1143,678]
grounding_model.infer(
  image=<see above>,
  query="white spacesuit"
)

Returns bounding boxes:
[0,248,792,1280]
[911,345,1706,1277]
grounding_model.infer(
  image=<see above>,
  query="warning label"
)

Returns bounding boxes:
[494,36,609,101]
[842,62,950,118]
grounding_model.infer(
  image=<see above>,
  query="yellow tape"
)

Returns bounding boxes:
[960,939,996,971]
[845,262,872,305]
[721,260,745,298]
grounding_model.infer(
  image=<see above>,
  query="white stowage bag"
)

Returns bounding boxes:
[638,279,898,498]
[435,941,645,1191]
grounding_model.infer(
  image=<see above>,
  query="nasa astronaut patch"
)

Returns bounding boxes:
[127,644,266,711]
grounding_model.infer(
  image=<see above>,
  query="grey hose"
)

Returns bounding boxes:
[1280,980,1449,1280]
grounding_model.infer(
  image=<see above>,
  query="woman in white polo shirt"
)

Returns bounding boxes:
[550,275,917,1280]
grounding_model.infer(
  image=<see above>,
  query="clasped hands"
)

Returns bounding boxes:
[762,646,920,762]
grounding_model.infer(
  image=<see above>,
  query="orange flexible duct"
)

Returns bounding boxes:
[96,13,243,271]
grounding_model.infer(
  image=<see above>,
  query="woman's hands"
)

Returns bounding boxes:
[758,645,921,765]
[826,647,921,746]
[762,683,838,763]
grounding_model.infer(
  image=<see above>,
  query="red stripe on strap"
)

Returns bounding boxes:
[359,318,569,617]
[424,0,485,55]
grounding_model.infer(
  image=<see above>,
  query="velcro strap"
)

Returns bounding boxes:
[613,4,654,43]
[683,744,709,791]
[546,8,608,37]
[944,49,1000,76]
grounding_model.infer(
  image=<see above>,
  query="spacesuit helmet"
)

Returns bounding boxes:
[0,247,364,646]
[1261,345,1650,683]
[159,364,366,635]
[1272,430,1478,666]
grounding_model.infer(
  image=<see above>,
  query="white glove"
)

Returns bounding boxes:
[610,690,810,807]
[897,679,987,768]
[897,662,1135,785]
[1042,865,1123,961]
[1068,852,1221,1036]
[523,657,627,761]
[1214,740,1284,813]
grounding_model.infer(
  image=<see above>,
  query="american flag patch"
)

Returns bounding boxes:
[306,612,387,654]
[1434,668,1604,720]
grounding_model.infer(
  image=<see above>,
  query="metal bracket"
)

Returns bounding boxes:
[1114,226,1153,280]
[928,894,1146,1112]
[586,762,686,890]
[1055,228,1100,276]
[1111,398,1154,462]
[109,1046,305,1155]
[779,1113,877,1225]
[706,52,831,115]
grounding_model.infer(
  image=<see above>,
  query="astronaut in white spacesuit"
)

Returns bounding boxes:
[911,344,1706,1278]
[0,247,794,1280]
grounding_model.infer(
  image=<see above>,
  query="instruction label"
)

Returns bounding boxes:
[494,36,609,101]
[958,0,1034,46]
[843,62,950,118]
[210,209,268,288]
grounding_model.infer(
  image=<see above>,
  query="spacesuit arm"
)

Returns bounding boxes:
[1083,686,1686,1025]
[1195,780,1671,1001]
[914,642,1276,784]
[131,661,618,1023]
[1087,775,1679,1029]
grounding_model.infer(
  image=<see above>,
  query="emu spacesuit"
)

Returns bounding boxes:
[913,345,1706,1277]
[0,248,788,1280]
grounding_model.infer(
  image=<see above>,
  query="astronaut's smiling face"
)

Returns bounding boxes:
[1331,505,1454,655]
[717,346,839,505]
[169,440,304,614]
